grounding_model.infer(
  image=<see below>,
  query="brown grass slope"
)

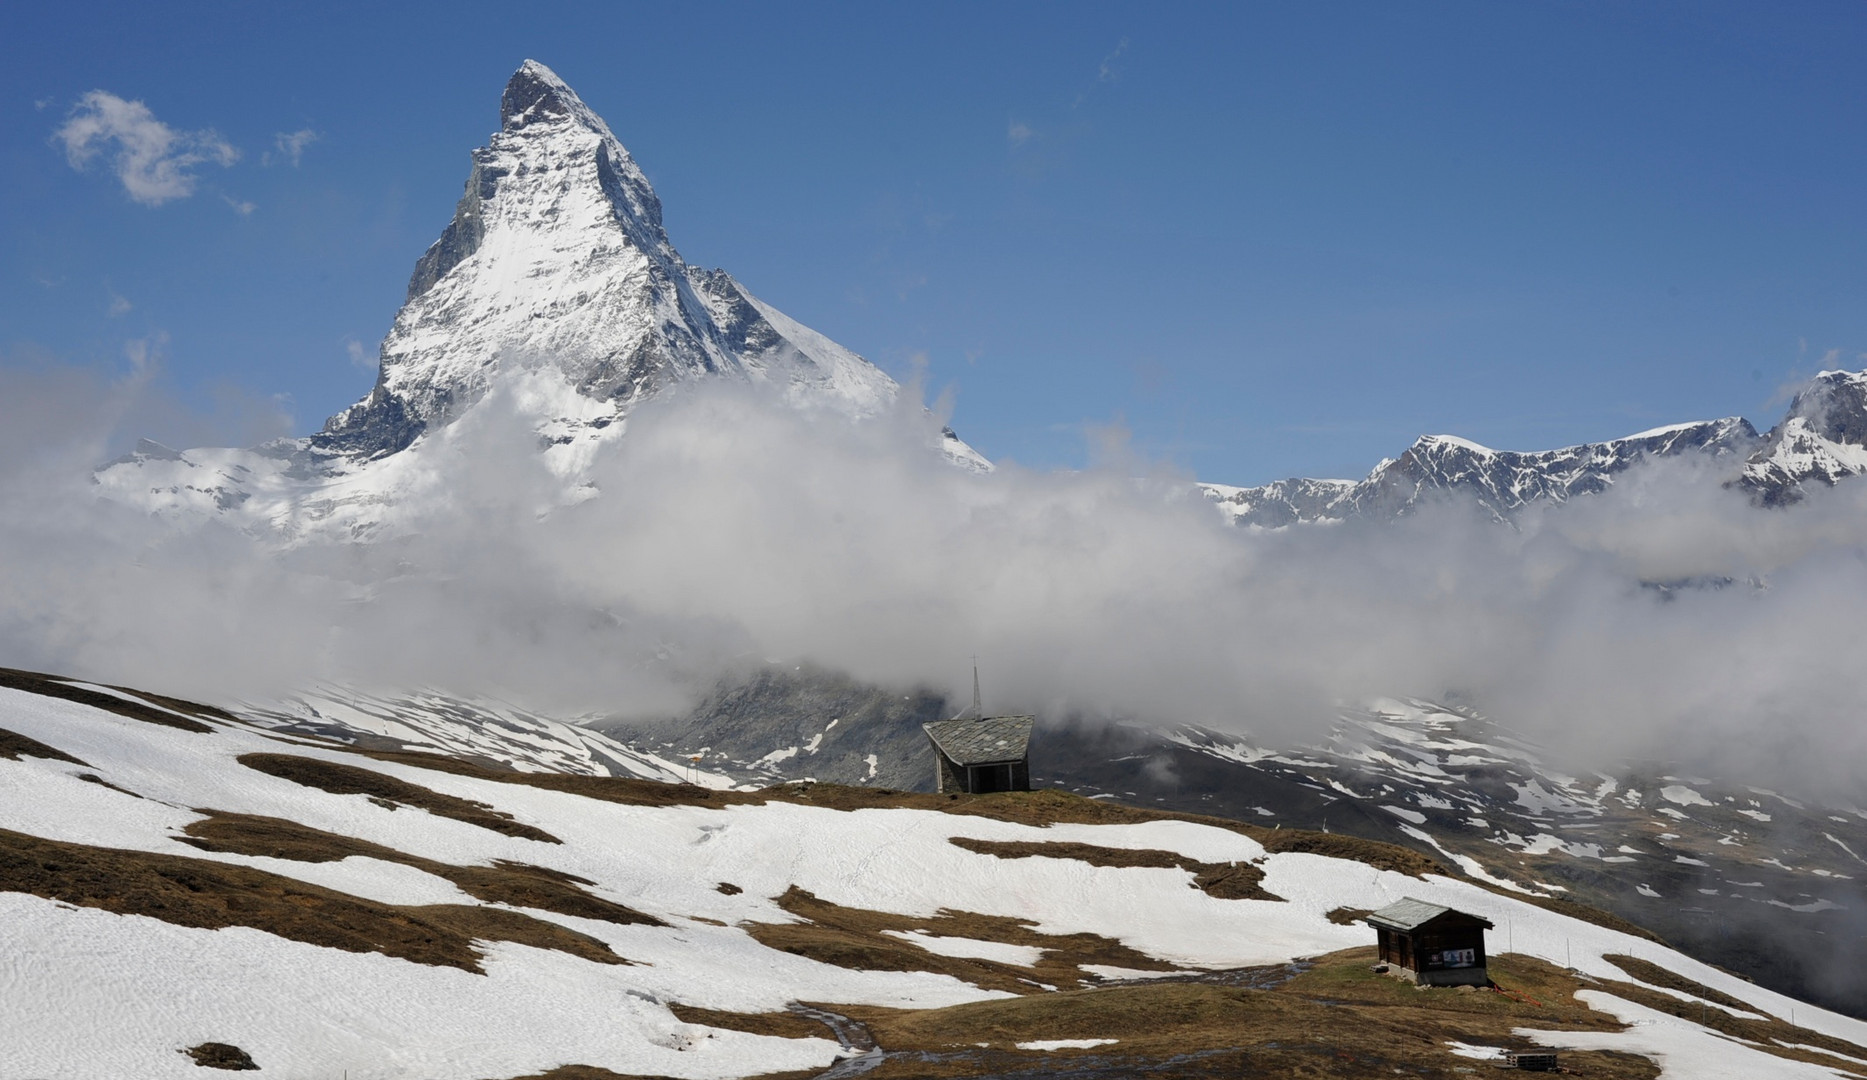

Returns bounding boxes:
[946,837,1278,901]
[0,665,218,732]
[0,725,90,765]
[0,666,219,733]
[822,949,1661,1080]
[663,1005,829,1041]
[746,885,1175,995]
[0,826,623,972]
[505,954,1693,1079]
[179,811,662,926]
[236,753,562,843]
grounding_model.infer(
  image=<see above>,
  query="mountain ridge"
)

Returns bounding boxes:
[1202,372,1867,526]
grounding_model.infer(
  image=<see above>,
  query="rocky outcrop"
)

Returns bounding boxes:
[1738,370,1867,506]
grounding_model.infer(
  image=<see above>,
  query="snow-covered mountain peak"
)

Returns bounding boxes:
[501,59,600,131]
[487,59,667,250]
[1740,369,1867,505]
[1767,369,1867,446]
[94,61,987,535]
[1414,433,1496,456]
[313,60,928,464]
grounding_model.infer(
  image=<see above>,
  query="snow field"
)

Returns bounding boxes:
[5,684,1867,1079]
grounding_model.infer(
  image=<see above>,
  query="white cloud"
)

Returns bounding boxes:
[344,337,373,369]
[55,90,238,206]
[6,368,1867,797]
[1007,121,1033,148]
[106,290,131,318]
[264,128,320,167]
[222,195,257,216]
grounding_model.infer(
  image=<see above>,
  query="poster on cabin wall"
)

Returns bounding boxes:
[1436,948,1477,968]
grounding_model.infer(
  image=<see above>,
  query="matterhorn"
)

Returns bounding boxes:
[97,60,984,540]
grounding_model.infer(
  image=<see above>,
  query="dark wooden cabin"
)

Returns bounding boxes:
[921,715,1033,794]
[1366,897,1493,986]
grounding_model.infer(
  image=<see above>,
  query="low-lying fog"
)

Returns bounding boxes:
[4,358,1865,799]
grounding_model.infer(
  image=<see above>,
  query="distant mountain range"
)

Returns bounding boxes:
[1202,370,1867,526]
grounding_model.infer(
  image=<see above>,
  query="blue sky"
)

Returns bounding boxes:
[3,1,1864,484]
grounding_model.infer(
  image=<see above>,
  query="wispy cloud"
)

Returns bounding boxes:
[264,128,320,167]
[1074,37,1131,108]
[344,337,374,369]
[122,331,168,374]
[106,289,131,318]
[1098,37,1130,82]
[1007,120,1034,149]
[55,91,238,206]
[222,195,257,216]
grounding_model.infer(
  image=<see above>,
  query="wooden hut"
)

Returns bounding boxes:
[921,715,1033,794]
[1365,897,1493,986]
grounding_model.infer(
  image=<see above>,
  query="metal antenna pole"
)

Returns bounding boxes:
[971,656,982,720]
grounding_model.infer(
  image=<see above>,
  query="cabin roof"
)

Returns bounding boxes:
[922,715,1034,766]
[1365,897,1495,933]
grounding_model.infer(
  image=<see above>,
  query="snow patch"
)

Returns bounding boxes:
[1017,1039,1117,1051]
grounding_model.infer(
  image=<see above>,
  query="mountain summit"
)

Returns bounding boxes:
[1739,369,1867,505]
[318,60,909,460]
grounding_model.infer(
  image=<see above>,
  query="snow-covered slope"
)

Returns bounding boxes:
[1059,699,1867,1017]
[609,666,1867,1020]
[5,673,1867,1078]
[241,686,738,787]
[93,60,986,542]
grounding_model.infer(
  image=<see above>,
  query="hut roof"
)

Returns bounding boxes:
[922,716,1033,766]
[1365,897,1494,933]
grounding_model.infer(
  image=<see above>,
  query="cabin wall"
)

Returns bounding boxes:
[1377,923,1489,986]
[931,745,1031,795]
[934,751,966,794]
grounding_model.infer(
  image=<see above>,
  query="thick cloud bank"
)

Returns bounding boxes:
[4,363,1866,796]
